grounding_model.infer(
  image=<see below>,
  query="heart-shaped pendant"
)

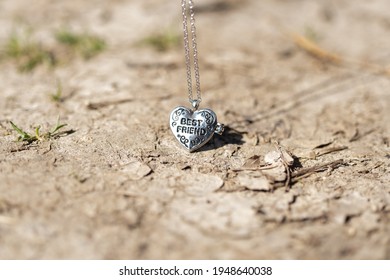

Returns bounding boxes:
[170,106,222,152]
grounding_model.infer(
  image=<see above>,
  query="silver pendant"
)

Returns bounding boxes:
[170,106,224,152]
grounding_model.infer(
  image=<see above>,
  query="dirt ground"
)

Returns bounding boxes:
[0,0,389,259]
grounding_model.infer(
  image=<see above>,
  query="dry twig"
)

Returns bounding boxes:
[291,159,345,181]
[291,32,390,77]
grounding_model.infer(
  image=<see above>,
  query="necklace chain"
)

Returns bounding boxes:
[181,0,201,108]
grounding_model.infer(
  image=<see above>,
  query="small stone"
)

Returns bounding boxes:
[122,161,152,180]
[347,227,357,236]
[262,164,287,182]
[237,173,272,191]
[182,174,224,196]
[264,151,281,165]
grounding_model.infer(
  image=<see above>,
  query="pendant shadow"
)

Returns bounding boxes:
[197,126,245,152]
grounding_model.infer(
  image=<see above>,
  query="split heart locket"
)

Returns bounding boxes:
[170,106,224,152]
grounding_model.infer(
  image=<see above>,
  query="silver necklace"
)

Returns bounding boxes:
[170,0,224,152]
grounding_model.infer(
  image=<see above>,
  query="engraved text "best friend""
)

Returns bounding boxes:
[176,118,206,136]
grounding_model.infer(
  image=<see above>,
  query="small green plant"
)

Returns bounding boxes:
[304,26,321,43]
[141,31,181,52]
[50,79,63,103]
[5,34,22,58]
[55,29,106,59]
[10,118,68,144]
[4,32,55,72]
[1,28,107,72]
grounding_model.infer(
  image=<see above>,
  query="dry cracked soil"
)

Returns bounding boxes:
[0,0,389,259]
